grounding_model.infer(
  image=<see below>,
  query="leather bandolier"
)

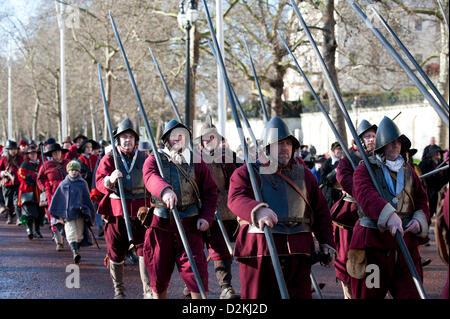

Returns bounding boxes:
[109,150,146,201]
[249,161,313,234]
[358,157,415,229]
[207,162,235,221]
[151,152,199,219]
[332,151,363,230]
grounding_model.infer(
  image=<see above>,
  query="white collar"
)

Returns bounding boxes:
[162,147,191,165]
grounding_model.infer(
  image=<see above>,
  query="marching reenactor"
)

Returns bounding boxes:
[95,118,151,299]
[142,119,218,299]
[64,134,88,161]
[194,116,240,299]
[331,120,377,299]
[227,116,335,299]
[349,116,429,299]
[0,140,24,225]
[78,139,100,189]
[17,145,44,239]
[18,139,29,158]
[37,142,71,251]
[320,141,345,209]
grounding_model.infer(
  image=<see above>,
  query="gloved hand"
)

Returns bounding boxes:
[197,218,209,231]
[161,188,177,210]
[404,218,420,234]
[254,207,278,231]
[386,212,403,236]
[319,244,336,268]
[109,169,123,185]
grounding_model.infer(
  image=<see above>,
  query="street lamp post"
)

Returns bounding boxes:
[178,1,198,130]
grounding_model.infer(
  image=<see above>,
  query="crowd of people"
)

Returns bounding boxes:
[0,114,448,300]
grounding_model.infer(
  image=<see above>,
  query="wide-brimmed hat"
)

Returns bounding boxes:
[44,143,68,157]
[73,134,88,144]
[77,139,100,154]
[5,140,19,150]
[26,145,40,154]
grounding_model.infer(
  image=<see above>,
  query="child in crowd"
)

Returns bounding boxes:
[49,160,95,264]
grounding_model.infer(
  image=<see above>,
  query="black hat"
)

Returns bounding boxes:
[26,145,40,154]
[5,140,19,150]
[161,119,191,143]
[44,143,68,157]
[261,116,300,150]
[113,118,139,142]
[407,148,418,157]
[73,134,88,144]
[77,139,100,154]
[356,120,377,138]
[374,116,411,154]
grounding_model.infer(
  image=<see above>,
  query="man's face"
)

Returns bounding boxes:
[201,134,219,153]
[83,143,92,155]
[28,152,38,162]
[333,147,344,159]
[168,128,188,152]
[362,129,376,152]
[63,142,72,150]
[8,148,18,156]
[118,132,136,153]
[19,145,28,153]
[75,138,86,147]
[68,170,80,179]
[52,150,62,161]
[384,138,402,161]
[277,138,293,167]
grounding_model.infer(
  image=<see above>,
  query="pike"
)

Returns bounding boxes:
[244,35,325,299]
[97,63,135,249]
[202,0,289,299]
[290,0,428,299]
[109,11,207,299]
[149,46,232,257]
[436,0,449,32]
[419,164,449,179]
[208,39,259,154]
[345,0,449,128]
[366,0,449,113]
[243,39,270,122]
[148,47,183,123]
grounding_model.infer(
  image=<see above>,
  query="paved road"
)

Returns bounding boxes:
[0,213,447,299]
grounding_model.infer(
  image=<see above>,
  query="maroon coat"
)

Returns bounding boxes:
[142,153,218,233]
[0,154,24,187]
[227,157,335,259]
[350,161,430,250]
[37,159,70,207]
[63,143,79,161]
[95,150,147,217]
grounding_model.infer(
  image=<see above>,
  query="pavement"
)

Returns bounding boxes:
[0,213,447,299]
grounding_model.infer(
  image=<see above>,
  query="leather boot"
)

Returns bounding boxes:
[26,217,34,240]
[55,230,64,251]
[214,258,240,299]
[139,256,152,299]
[71,242,81,264]
[110,262,126,299]
[34,220,43,238]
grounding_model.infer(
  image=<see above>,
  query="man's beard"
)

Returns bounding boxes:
[278,155,290,167]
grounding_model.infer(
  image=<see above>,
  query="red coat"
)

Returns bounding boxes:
[227,157,335,259]
[0,154,24,187]
[78,153,99,173]
[143,153,218,232]
[95,150,148,217]
[63,144,78,161]
[37,159,70,207]
[350,161,430,250]
[17,160,42,206]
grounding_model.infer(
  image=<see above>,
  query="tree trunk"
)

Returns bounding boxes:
[437,0,449,149]
[270,40,287,117]
[32,97,40,140]
[322,0,348,147]
[189,18,200,130]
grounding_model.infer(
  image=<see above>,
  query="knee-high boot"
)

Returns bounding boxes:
[139,256,152,299]
[110,261,126,299]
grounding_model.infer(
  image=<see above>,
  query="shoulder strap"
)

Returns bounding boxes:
[172,161,202,207]
[276,170,313,213]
